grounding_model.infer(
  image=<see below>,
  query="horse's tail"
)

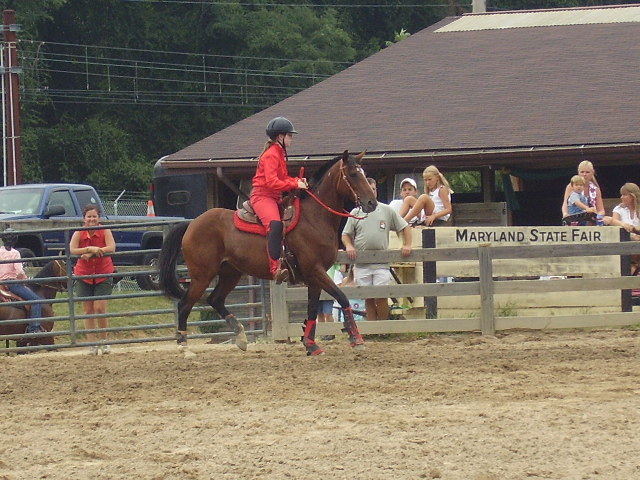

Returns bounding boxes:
[158,221,190,300]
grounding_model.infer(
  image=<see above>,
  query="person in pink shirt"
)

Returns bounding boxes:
[0,228,44,333]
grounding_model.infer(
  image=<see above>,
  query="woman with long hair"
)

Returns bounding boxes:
[400,165,453,226]
[562,160,605,217]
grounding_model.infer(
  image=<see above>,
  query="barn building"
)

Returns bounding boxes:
[153,4,640,225]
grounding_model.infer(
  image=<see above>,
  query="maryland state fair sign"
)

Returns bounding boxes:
[454,227,605,244]
[430,226,622,278]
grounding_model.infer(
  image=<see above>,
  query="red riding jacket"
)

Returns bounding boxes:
[251,143,301,199]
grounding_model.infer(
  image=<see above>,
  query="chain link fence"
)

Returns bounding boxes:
[98,191,152,290]
[99,190,149,216]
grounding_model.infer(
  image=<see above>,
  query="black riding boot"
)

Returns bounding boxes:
[267,221,288,283]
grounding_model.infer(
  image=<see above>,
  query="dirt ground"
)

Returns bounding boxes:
[2,328,640,480]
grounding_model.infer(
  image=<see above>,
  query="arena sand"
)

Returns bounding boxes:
[2,328,640,480]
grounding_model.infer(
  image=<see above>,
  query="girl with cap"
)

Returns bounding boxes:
[250,116,308,283]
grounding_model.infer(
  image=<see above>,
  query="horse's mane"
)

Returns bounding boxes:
[308,154,343,190]
[34,261,58,279]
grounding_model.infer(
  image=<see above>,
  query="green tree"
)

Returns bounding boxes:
[29,115,149,190]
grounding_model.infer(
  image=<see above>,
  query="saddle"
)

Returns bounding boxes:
[233,196,303,284]
[236,197,298,229]
[0,286,31,314]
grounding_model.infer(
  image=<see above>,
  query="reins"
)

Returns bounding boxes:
[305,160,367,220]
[305,189,366,219]
[32,260,67,292]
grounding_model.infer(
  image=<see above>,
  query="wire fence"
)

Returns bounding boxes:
[99,190,149,216]
[1,250,268,354]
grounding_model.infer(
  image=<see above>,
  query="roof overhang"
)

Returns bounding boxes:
[157,142,640,178]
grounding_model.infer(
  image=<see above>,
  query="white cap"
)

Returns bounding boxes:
[400,177,417,189]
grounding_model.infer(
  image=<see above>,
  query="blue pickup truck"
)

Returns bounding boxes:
[0,183,181,289]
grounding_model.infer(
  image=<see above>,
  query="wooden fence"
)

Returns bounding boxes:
[270,226,640,341]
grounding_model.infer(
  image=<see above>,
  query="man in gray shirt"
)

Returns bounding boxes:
[341,178,412,321]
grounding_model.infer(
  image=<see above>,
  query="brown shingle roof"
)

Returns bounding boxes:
[161,5,640,173]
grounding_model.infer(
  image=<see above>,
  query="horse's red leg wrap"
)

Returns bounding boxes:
[341,307,365,348]
[301,319,324,356]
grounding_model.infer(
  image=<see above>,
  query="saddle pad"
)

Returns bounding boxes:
[0,287,20,302]
[234,198,301,235]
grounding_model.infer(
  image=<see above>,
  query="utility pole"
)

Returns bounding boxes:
[2,10,22,185]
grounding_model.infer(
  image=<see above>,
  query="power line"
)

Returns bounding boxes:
[20,39,354,66]
[21,88,278,108]
[17,38,340,107]
[22,51,332,81]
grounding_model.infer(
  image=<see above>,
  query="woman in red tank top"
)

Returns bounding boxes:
[70,204,116,355]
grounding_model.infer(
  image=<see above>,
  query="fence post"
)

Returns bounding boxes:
[270,282,289,341]
[620,228,632,312]
[478,243,495,335]
[421,228,437,318]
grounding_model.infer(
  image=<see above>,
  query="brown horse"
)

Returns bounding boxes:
[159,151,378,355]
[0,259,67,349]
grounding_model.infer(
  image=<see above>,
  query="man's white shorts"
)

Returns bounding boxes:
[354,266,391,286]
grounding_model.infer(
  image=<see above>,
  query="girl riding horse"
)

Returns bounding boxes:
[250,116,308,284]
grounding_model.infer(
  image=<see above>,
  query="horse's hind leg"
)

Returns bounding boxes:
[206,262,247,351]
[301,285,324,356]
[176,273,215,347]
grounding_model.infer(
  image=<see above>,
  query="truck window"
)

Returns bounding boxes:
[74,190,100,212]
[0,188,44,214]
[48,190,76,216]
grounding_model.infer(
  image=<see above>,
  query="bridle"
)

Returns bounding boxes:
[305,159,368,219]
[33,259,68,292]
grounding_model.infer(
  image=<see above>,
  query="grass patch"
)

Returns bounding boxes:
[51,289,178,341]
[495,301,519,317]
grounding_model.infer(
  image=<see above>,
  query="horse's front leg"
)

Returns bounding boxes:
[302,285,324,356]
[305,267,365,353]
[322,279,365,351]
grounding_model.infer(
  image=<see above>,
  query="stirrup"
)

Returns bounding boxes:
[25,324,45,334]
[274,267,289,284]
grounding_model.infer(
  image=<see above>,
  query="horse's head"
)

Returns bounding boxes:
[33,259,68,294]
[339,150,378,214]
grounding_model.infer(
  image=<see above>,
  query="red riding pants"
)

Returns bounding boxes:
[250,192,282,276]
[250,193,281,227]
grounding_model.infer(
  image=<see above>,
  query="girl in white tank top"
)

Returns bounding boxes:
[401,165,452,226]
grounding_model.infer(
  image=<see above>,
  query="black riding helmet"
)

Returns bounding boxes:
[2,228,18,248]
[266,117,298,141]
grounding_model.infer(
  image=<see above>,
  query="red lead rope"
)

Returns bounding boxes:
[305,190,367,219]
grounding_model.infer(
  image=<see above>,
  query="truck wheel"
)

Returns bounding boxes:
[17,248,38,267]
[136,253,160,291]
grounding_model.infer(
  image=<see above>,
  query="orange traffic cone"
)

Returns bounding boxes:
[146,200,155,216]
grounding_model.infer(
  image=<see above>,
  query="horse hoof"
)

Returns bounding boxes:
[352,344,366,352]
[235,335,248,352]
[306,344,325,356]
[183,349,197,358]
[233,324,248,351]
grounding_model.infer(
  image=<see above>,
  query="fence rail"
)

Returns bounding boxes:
[270,230,640,341]
[1,220,268,353]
